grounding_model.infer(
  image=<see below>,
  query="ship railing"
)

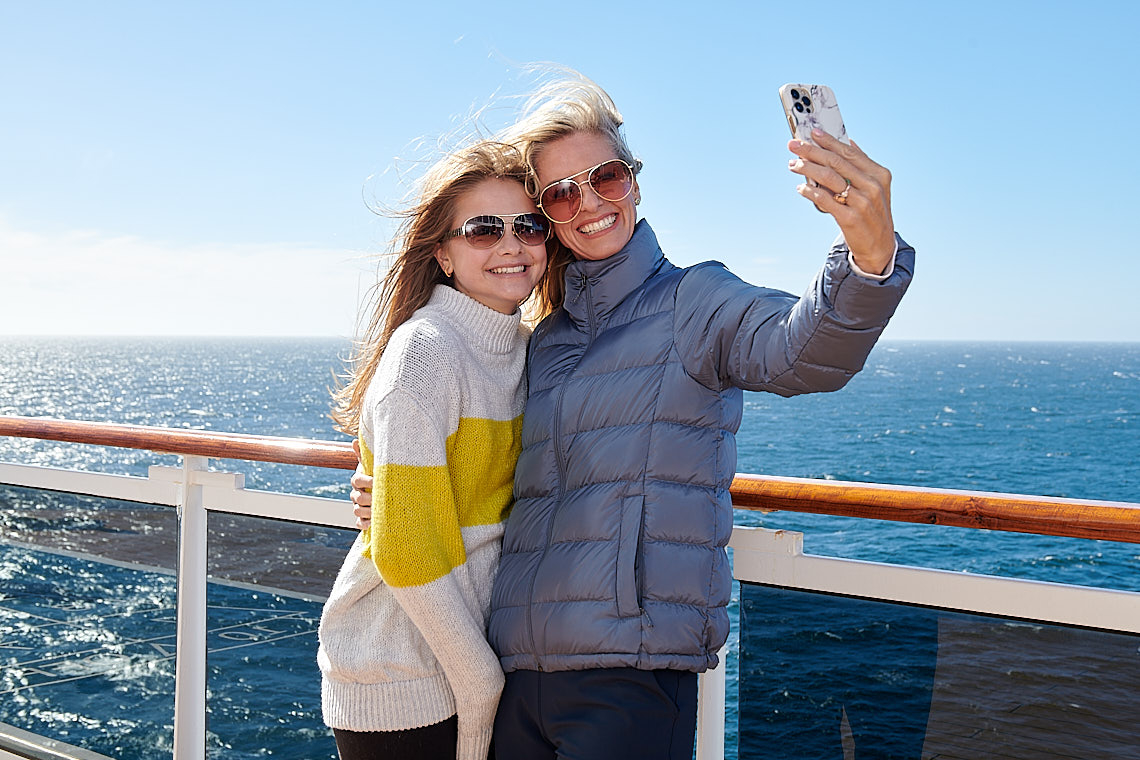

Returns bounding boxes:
[1,415,1138,760]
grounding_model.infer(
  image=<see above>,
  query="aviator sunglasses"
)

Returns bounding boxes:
[537,159,635,224]
[444,213,551,248]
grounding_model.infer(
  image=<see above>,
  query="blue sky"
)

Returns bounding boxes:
[2,1,1137,341]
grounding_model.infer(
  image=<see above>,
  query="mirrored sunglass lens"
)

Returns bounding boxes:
[514,214,549,244]
[540,181,581,223]
[464,217,505,247]
[591,161,632,200]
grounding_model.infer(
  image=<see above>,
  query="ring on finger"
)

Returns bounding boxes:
[834,178,852,205]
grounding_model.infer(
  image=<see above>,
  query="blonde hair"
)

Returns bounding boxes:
[499,67,642,308]
[331,141,560,435]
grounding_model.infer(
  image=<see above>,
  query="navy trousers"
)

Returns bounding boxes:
[493,668,698,760]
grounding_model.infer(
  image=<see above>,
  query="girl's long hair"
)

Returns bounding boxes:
[331,141,561,435]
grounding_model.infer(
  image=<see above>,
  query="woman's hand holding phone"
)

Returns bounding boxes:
[781,84,896,277]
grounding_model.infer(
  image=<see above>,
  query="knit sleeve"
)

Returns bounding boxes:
[359,384,503,760]
[393,574,504,760]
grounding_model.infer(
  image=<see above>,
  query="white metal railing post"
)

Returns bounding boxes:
[695,647,727,760]
[173,455,209,760]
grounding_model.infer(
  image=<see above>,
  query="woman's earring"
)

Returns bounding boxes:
[441,262,453,277]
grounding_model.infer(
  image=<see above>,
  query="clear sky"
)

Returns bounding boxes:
[2,1,1137,341]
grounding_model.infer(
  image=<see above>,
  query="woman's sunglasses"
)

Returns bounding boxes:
[444,213,551,249]
[537,159,635,224]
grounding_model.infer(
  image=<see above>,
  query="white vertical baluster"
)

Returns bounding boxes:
[696,646,727,760]
[173,455,208,760]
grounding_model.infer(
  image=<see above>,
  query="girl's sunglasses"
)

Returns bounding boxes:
[537,159,635,224]
[444,213,551,248]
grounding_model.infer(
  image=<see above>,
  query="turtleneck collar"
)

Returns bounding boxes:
[427,284,522,355]
[562,220,665,329]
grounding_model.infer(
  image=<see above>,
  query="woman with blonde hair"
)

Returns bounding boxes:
[318,139,553,760]
[486,71,912,759]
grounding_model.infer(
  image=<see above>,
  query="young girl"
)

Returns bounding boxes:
[318,140,553,760]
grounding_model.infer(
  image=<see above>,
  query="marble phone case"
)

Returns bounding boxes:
[779,84,850,145]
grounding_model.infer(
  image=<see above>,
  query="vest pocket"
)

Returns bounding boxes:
[615,496,644,618]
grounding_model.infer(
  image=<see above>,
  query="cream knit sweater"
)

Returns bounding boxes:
[318,285,528,760]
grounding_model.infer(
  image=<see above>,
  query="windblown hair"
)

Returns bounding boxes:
[498,67,643,310]
[331,141,558,435]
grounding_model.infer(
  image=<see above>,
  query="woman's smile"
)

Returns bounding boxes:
[577,213,618,235]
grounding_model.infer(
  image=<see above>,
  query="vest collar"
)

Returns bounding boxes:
[563,220,664,328]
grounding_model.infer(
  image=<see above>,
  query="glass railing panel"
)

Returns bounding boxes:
[0,482,177,567]
[0,484,177,759]
[737,583,1140,760]
[204,511,355,759]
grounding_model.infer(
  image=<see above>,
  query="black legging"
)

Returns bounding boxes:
[333,716,459,760]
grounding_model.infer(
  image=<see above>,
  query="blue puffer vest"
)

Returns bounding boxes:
[489,220,914,673]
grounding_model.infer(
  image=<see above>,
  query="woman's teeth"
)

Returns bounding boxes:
[577,214,617,234]
[490,265,526,274]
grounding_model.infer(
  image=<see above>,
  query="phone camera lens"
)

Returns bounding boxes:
[801,96,812,107]
[794,102,804,113]
[790,89,801,99]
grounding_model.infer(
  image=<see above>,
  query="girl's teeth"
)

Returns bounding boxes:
[490,265,525,274]
[578,214,616,234]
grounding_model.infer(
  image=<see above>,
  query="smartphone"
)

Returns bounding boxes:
[778,84,850,145]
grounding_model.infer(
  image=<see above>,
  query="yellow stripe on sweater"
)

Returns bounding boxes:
[359,414,522,588]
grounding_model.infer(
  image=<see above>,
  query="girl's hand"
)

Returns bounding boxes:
[350,439,373,529]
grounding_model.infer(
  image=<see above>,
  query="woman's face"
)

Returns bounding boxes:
[435,178,548,315]
[534,131,639,262]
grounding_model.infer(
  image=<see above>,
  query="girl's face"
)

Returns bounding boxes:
[435,178,548,315]
[534,131,639,262]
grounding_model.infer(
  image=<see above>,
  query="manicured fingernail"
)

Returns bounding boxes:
[811,128,824,137]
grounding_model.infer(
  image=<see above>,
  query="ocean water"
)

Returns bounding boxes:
[1,337,1138,758]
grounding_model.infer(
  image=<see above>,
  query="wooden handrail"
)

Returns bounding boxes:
[2,415,1139,543]
[0,415,358,470]
[729,474,1140,544]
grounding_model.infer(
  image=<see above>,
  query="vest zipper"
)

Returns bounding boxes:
[585,275,597,341]
[525,273,594,670]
